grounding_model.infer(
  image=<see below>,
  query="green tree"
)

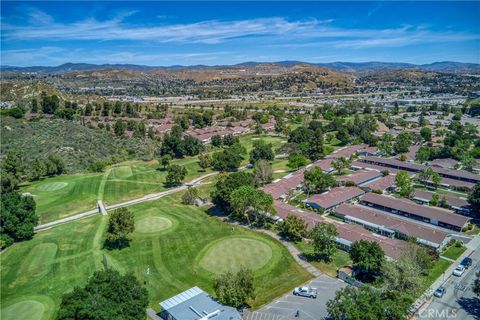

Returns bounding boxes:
[211,135,223,147]
[31,98,38,113]
[287,153,308,170]
[165,164,187,186]
[430,193,439,206]
[30,158,46,180]
[461,154,476,171]
[468,184,480,217]
[418,167,433,187]
[230,186,274,224]
[431,172,441,189]
[349,240,385,276]
[336,126,350,145]
[114,120,126,137]
[309,222,338,262]
[331,157,351,175]
[394,132,412,154]
[395,171,413,197]
[0,191,37,248]
[57,269,148,320]
[182,187,199,205]
[197,153,211,171]
[420,127,432,142]
[253,160,273,185]
[378,134,394,156]
[249,140,274,163]
[158,154,172,170]
[211,172,256,212]
[327,286,409,320]
[212,147,243,171]
[41,93,60,114]
[213,267,255,308]
[105,207,135,249]
[439,195,449,208]
[304,167,336,194]
[281,215,307,241]
[415,147,430,163]
[306,128,325,160]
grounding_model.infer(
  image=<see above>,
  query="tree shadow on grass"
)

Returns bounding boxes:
[103,239,131,250]
[457,297,480,320]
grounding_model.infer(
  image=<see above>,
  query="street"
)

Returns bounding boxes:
[417,249,480,320]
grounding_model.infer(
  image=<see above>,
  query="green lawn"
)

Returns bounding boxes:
[294,241,352,278]
[441,245,466,261]
[422,258,452,289]
[1,194,312,319]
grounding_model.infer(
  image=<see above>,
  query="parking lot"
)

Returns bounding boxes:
[245,275,346,320]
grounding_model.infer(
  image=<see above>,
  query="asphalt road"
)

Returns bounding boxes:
[245,275,346,320]
[419,249,480,320]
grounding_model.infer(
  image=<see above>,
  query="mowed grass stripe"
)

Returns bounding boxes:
[2,194,311,318]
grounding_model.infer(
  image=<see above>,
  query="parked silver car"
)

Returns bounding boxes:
[293,286,317,298]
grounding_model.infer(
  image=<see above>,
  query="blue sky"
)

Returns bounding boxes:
[1,1,479,66]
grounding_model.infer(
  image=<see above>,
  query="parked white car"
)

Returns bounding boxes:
[293,286,317,298]
[452,265,465,277]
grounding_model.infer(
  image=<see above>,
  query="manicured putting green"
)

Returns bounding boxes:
[1,300,45,320]
[199,237,273,274]
[37,182,68,192]
[112,166,133,179]
[136,216,172,233]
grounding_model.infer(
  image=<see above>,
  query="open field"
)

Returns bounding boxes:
[294,241,352,278]
[20,157,212,224]
[0,193,312,319]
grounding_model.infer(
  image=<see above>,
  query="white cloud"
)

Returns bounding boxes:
[0,46,232,66]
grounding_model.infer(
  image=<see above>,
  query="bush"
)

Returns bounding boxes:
[0,234,14,249]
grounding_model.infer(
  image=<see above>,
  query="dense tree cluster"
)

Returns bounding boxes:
[160,125,204,158]
[57,269,148,320]
[0,191,37,249]
[287,123,325,160]
[211,143,246,171]
[211,172,257,212]
[304,167,336,194]
[213,267,255,308]
[230,185,274,225]
[249,140,274,164]
[165,164,188,186]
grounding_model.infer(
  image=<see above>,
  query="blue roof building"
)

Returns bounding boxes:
[159,286,242,320]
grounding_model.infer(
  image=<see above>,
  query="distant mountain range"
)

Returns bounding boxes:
[2,61,479,74]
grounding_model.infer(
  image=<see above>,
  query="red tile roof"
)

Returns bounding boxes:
[307,187,365,209]
[335,204,449,246]
[413,190,470,210]
[362,174,396,191]
[337,170,382,185]
[361,193,470,228]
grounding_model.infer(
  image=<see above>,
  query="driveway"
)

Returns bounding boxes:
[245,275,346,320]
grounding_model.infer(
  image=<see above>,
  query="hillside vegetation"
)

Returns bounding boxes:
[1,117,159,173]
